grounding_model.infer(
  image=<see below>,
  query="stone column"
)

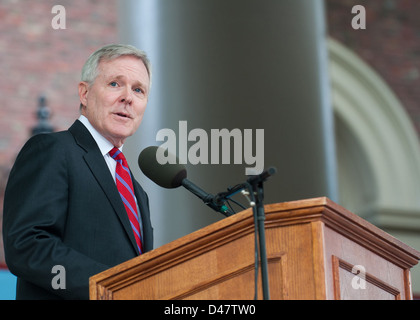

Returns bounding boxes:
[119,0,338,247]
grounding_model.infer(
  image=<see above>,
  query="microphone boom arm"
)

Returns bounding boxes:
[181,179,232,217]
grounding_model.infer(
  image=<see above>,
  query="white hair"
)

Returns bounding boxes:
[81,43,152,86]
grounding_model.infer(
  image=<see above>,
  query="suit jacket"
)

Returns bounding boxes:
[2,120,153,299]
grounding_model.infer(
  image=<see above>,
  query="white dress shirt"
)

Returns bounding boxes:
[78,115,120,182]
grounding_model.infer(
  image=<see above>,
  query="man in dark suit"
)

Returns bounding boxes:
[2,44,154,299]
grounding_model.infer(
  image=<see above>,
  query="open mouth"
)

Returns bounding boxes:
[115,112,131,119]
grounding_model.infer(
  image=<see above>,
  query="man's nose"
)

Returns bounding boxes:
[120,88,133,104]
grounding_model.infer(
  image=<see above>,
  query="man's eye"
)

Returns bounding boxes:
[109,81,118,87]
[134,88,143,93]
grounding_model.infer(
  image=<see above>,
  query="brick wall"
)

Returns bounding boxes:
[0,0,117,267]
[326,0,420,134]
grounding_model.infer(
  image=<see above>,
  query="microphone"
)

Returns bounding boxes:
[137,146,186,189]
[138,146,231,216]
[247,167,277,185]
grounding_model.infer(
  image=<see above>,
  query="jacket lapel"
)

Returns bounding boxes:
[132,180,152,252]
[69,120,140,254]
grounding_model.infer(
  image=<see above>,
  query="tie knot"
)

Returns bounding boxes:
[109,147,125,161]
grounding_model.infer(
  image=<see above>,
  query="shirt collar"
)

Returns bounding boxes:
[78,115,123,156]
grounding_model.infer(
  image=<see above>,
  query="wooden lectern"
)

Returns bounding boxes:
[90,197,420,300]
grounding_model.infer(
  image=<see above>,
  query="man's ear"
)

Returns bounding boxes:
[78,81,89,107]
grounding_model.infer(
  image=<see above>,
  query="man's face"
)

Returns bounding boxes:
[78,55,150,147]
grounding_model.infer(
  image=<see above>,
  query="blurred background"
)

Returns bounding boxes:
[1,0,420,299]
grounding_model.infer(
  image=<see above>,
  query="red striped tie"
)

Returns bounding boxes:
[109,147,143,254]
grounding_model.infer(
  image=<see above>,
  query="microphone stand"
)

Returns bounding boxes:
[215,167,276,300]
[247,178,270,300]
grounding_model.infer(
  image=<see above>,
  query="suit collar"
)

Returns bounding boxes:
[77,115,116,156]
[68,119,99,153]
